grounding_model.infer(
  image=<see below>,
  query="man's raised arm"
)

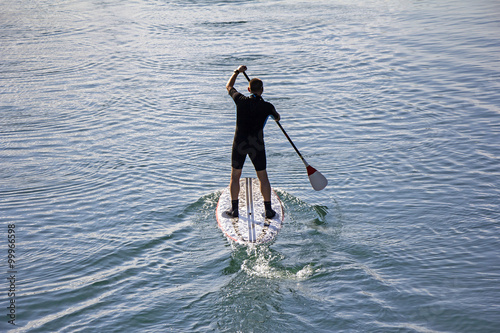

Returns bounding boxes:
[226,65,247,92]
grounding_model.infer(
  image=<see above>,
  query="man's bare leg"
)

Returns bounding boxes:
[256,170,271,201]
[226,168,242,217]
[256,169,276,218]
[230,168,242,201]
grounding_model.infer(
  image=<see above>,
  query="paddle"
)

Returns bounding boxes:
[243,71,328,191]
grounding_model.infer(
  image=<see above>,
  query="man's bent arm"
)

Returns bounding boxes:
[272,109,281,122]
[226,71,238,92]
[226,65,247,92]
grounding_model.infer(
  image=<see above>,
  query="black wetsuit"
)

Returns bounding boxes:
[229,87,279,171]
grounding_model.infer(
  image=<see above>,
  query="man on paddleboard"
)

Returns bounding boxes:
[225,65,281,218]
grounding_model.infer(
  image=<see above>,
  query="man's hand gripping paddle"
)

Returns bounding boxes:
[243,71,328,191]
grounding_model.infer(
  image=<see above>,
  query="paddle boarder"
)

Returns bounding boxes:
[225,65,280,218]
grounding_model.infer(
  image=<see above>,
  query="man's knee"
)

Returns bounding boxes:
[256,170,269,181]
[231,168,243,179]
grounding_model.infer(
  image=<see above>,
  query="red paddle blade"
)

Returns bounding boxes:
[306,165,317,176]
[306,165,328,191]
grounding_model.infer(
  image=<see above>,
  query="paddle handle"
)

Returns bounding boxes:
[242,71,251,82]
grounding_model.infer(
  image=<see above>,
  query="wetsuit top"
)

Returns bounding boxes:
[228,87,279,144]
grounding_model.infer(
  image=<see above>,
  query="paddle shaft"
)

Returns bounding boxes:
[240,69,328,190]
[242,71,308,165]
[275,120,308,165]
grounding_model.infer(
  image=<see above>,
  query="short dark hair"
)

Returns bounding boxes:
[249,78,263,93]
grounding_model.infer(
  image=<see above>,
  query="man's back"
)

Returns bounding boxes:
[229,87,277,139]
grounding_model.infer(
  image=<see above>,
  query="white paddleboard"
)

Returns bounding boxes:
[216,177,284,244]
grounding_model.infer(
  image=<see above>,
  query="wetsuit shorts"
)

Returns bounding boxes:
[231,134,266,171]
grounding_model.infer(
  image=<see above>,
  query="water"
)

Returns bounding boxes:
[1,0,499,331]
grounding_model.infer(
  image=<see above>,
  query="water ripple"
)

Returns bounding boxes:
[1,0,499,332]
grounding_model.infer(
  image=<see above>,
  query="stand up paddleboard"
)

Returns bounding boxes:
[216,177,284,244]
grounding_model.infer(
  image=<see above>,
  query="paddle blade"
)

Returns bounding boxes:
[306,165,328,191]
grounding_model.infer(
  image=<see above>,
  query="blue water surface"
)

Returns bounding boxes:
[1,0,499,332]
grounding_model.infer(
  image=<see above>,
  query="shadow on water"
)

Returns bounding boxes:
[181,184,342,281]
[177,187,343,331]
[187,186,343,281]
[275,189,343,239]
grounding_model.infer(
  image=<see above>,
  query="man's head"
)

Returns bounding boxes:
[248,78,264,95]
